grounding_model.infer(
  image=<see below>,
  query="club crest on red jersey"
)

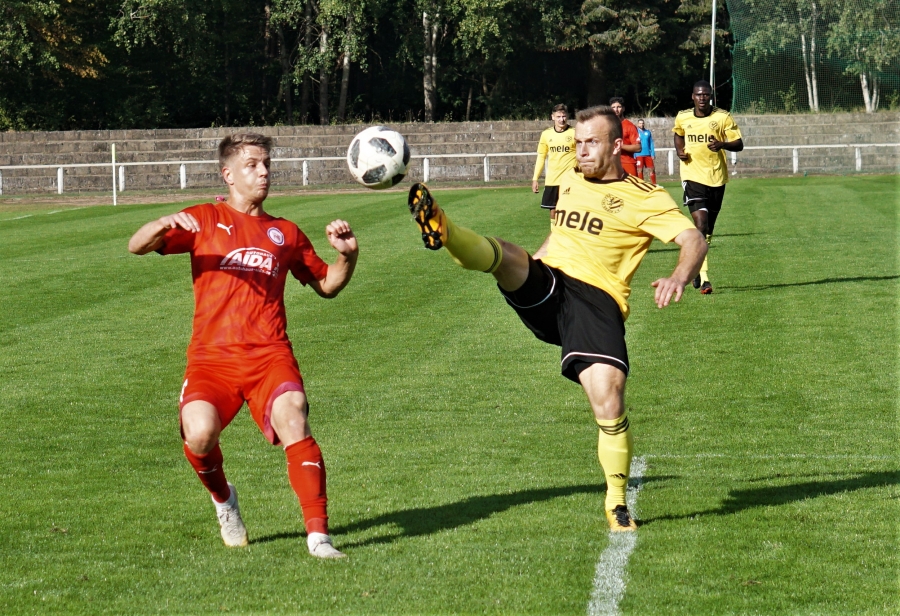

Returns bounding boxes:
[220,247,279,277]
[267,228,285,246]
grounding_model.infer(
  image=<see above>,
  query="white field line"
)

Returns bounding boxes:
[587,456,646,616]
[646,453,893,461]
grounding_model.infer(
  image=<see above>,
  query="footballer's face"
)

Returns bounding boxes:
[637,120,645,129]
[574,116,621,179]
[552,111,568,129]
[692,87,712,114]
[610,102,625,118]
[223,145,271,204]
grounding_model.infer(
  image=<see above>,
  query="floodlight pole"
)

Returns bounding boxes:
[710,0,717,107]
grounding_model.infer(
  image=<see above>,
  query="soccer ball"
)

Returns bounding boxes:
[346,126,410,189]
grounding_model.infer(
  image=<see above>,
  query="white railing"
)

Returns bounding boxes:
[0,144,897,198]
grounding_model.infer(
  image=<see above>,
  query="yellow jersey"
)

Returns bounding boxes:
[533,126,576,185]
[540,169,695,320]
[672,107,742,187]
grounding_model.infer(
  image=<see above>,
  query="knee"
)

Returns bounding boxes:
[271,390,311,442]
[591,396,625,422]
[182,423,220,454]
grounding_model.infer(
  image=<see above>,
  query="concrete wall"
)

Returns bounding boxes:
[0,112,897,195]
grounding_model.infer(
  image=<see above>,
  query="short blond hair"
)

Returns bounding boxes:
[218,133,273,168]
[575,106,622,141]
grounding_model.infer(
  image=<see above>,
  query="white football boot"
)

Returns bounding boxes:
[307,532,346,559]
[214,483,249,547]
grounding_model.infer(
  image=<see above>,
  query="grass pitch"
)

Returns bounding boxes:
[0,175,896,614]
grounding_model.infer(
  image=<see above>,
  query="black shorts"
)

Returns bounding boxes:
[499,259,629,383]
[682,180,726,214]
[541,185,560,210]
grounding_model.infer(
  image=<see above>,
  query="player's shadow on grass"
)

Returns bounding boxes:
[644,470,899,524]
[726,274,900,292]
[253,479,672,547]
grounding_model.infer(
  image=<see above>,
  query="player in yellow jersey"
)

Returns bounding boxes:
[532,104,576,219]
[406,106,707,532]
[673,80,744,294]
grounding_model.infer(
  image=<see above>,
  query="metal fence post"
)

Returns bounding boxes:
[111,143,117,206]
[180,164,186,189]
[483,156,490,182]
[58,167,64,194]
[792,148,799,174]
[0,170,3,196]
[119,165,125,192]
[668,150,674,176]
[302,160,309,186]
[855,147,862,171]
[424,157,430,183]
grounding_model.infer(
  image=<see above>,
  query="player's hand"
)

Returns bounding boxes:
[650,276,686,308]
[676,150,690,162]
[532,180,539,193]
[707,137,724,152]
[326,219,358,256]
[159,212,200,233]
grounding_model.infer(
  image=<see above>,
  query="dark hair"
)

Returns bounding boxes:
[609,96,625,106]
[551,103,568,115]
[693,80,712,91]
[218,133,273,168]
[575,105,622,141]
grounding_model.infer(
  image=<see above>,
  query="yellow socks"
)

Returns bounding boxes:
[441,214,503,273]
[596,414,633,510]
[700,234,711,283]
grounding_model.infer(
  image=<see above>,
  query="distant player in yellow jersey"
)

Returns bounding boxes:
[532,104,576,218]
[406,106,707,532]
[673,80,744,294]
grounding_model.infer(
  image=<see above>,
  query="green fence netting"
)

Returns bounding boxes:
[727,0,900,113]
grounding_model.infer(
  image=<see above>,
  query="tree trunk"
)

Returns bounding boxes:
[860,72,879,113]
[587,48,606,106]
[299,0,313,124]
[799,3,819,112]
[422,11,439,122]
[277,25,293,124]
[465,85,472,121]
[337,17,352,122]
[319,27,329,125]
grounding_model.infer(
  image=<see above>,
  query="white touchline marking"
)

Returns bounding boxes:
[646,453,892,461]
[0,215,33,221]
[587,456,646,616]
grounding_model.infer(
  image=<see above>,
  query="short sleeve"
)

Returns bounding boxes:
[158,204,206,255]
[289,230,329,285]
[634,191,695,243]
[672,114,685,136]
[723,114,743,142]
[623,121,639,145]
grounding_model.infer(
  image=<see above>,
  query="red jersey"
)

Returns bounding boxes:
[159,202,329,358]
[621,119,639,166]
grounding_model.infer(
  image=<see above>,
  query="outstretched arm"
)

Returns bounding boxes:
[128,212,200,255]
[650,228,707,308]
[308,219,359,298]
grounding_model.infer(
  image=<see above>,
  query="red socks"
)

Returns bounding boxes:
[183,442,232,503]
[285,437,329,535]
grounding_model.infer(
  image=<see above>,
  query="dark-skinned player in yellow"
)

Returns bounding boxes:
[673,80,744,294]
[405,106,707,532]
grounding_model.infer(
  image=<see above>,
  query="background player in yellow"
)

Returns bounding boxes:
[532,103,576,219]
[407,106,707,532]
[673,80,744,294]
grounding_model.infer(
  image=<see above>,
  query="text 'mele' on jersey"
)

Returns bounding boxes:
[672,107,743,187]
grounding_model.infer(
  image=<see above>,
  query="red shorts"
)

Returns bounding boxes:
[635,156,654,169]
[179,345,305,445]
[622,160,638,176]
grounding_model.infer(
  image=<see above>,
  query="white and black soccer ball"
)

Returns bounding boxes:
[347,126,410,190]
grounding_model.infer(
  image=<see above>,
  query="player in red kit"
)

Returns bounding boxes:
[610,97,641,177]
[128,133,358,559]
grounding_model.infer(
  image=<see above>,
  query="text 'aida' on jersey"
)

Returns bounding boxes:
[220,247,280,276]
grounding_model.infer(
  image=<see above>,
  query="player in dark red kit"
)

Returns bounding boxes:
[128,133,358,558]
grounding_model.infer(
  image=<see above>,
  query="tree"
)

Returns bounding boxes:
[826,0,900,112]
